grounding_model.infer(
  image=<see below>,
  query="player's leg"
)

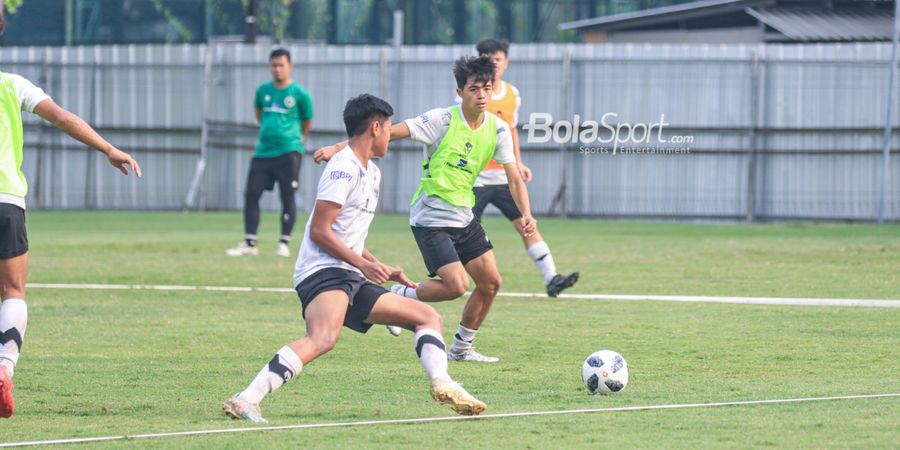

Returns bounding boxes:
[393,227,470,301]
[361,290,485,415]
[227,158,271,256]
[224,289,349,423]
[274,152,302,257]
[446,220,501,362]
[0,204,29,418]
[495,183,579,297]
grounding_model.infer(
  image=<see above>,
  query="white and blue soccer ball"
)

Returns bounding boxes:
[582,350,629,395]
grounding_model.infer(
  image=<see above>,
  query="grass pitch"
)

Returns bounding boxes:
[1,212,898,448]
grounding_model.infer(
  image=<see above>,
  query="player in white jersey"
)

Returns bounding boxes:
[223,95,486,423]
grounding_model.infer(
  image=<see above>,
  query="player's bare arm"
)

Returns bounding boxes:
[504,161,536,236]
[511,126,532,182]
[362,247,417,288]
[33,99,142,177]
[308,199,392,284]
[301,119,312,141]
[254,108,261,124]
[314,121,411,164]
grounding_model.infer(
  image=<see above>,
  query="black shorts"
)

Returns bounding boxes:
[473,184,522,221]
[246,151,302,194]
[294,267,389,334]
[411,219,494,277]
[0,204,28,259]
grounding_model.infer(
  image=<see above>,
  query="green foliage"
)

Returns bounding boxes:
[3,0,23,14]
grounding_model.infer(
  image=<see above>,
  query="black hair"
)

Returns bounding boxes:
[343,94,394,137]
[452,55,495,89]
[0,4,6,37]
[476,38,510,57]
[269,48,291,62]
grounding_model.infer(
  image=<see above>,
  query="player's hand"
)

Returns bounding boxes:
[313,145,338,164]
[520,215,537,237]
[106,147,142,177]
[361,260,391,285]
[520,164,533,183]
[387,266,418,289]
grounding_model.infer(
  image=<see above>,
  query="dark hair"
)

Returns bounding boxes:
[476,38,509,57]
[269,48,291,62]
[452,55,495,89]
[0,5,6,37]
[343,94,394,137]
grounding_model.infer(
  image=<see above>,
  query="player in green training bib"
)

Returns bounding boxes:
[0,7,142,419]
[227,48,314,258]
[315,56,535,363]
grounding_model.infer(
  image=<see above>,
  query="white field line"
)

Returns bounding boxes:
[27,283,900,308]
[2,393,898,448]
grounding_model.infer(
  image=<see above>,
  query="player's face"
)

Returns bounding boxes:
[269,56,292,83]
[457,78,493,114]
[486,51,508,80]
[372,117,392,157]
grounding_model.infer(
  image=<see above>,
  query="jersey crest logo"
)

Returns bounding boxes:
[284,96,296,108]
[264,94,271,102]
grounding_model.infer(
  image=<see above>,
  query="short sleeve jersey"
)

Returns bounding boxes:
[293,147,380,286]
[254,81,313,158]
[0,72,51,209]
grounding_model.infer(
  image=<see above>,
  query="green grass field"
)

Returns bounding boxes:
[1,211,899,448]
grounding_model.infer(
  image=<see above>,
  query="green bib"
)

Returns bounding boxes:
[412,106,497,208]
[0,73,27,199]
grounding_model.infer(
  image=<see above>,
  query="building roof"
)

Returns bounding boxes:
[558,0,773,31]
[746,7,893,41]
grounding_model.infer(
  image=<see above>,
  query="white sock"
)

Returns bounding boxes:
[390,284,418,300]
[451,323,478,351]
[239,346,303,404]
[0,299,27,377]
[414,329,451,383]
[527,241,557,284]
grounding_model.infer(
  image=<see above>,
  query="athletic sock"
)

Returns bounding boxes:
[279,235,291,245]
[0,299,27,377]
[238,346,303,404]
[245,234,258,247]
[413,329,451,383]
[450,323,478,352]
[527,241,557,284]
[390,284,418,300]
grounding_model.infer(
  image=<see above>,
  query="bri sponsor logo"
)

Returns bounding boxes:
[329,170,353,182]
[419,113,430,124]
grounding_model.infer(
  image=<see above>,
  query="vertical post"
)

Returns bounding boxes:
[391,10,405,213]
[879,0,900,223]
[555,49,573,218]
[747,51,762,222]
[65,0,75,45]
[85,61,98,209]
[33,49,51,208]
[185,43,215,210]
[244,0,257,44]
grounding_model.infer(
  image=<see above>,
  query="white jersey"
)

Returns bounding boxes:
[404,107,514,228]
[293,147,381,287]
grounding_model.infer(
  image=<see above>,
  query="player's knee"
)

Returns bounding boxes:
[419,306,443,330]
[445,277,470,298]
[310,331,340,353]
[478,274,502,296]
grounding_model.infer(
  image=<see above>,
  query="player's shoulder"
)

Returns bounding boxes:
[290,82,311,97]
[505,81,521,97]
[484,111,508,129]
[256,81,274,93]
[413,107,452,126]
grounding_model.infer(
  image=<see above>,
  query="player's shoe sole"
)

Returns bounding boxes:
[223,395,266,423]
[430,380,486,416]
[386,325,402,336]
[546,272,580,298]
[0,366,14,418]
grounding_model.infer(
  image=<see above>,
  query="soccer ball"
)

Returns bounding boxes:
[582,350,629,395]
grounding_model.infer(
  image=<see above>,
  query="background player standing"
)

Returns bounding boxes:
[227,48,313,258]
